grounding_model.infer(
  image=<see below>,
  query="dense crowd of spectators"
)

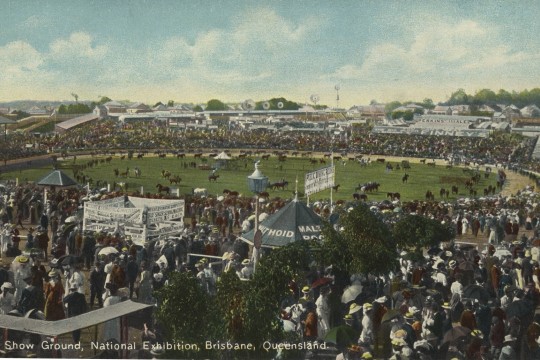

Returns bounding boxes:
[1,120,538,172]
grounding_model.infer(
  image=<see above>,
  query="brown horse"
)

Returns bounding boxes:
[208,174,220,182]
[156,184,170,194]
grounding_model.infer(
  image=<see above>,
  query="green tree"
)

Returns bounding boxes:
[385,101,402,114]
[320,204,397,276]
[167,100,175,107]
[192,105,203,112]
[393,215,455,255]
[155,272,217,358]
[241,241,312,356]
[421,98,435,109]
[473,89,497,105]
[57,104,67,114]
[447,88,470,105]
[496,89,512,105]
[206,99,227,111]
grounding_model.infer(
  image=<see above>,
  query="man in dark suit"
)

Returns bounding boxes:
[63,284,87,342]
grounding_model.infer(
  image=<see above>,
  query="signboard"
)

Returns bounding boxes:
[83,196,185,243]
[304,165,335,196]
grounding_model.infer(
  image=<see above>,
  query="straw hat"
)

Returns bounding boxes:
[349,303,362,315]
[503,334,516,343]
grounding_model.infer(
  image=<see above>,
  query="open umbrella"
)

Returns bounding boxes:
[311,277,333,289]
[493,248,512,259]
[506,299,534,320]
[341,284,363,304]
[462,284,490,303]
[381,309,401,323]
[98,246,119,256]
[64,215,79,223]
[324,325,358,347]
[441,326,470,346]
[59,254,81,266]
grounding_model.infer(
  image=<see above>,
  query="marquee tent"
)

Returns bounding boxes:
[214,151,232,169]
[37,170,78,187]
[240,198,323,248]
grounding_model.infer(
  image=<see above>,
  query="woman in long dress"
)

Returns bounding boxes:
[102,283,122,343]
[315,286,331,339]
[137,263,153,304]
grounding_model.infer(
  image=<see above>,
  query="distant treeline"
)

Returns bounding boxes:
[442,88,540,108]
[57,103,92,114]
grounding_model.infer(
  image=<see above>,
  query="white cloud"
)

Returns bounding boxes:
[0,41,44,76]
[49,32,108,60]
[331,20,537,79]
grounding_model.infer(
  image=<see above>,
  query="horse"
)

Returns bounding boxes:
[271,181,288,190]
[425,190,434,201]
[439,188,446,198]
[387,192,400,201]
[402,173,409,184]
[156,184,170,194]
[332,184,340,192]
[451,185,459,195]
[353,193,368,201]
[119,168,129,178]
[169,176,181,185]
[133,167,141,177]
[208,174,220,182]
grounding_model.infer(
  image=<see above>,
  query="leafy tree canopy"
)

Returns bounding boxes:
[320,204,397,276]
[392,214,455,253]
[57,103,92,114]
[255,97,300,110]
[206,99,227,111]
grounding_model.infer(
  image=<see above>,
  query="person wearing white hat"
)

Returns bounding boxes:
[240,259,253,280]
[0,282,15,315]
[359,303,374,345]
[499,335,517,360]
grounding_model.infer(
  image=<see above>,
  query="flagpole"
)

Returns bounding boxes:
[330,151,334,212]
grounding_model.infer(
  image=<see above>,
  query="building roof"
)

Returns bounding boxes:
[0,300,151,336]
[37,170,78,187]
[56,113,98,131]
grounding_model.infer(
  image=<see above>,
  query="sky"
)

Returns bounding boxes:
[1,0,539,107]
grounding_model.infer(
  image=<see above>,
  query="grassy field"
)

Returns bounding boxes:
[1,154,499,202]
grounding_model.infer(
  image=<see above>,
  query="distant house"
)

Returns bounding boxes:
[348,104,386,119]
[0,107,10,114]
[502,104,521,122]
[431,105,452,115]
[521,104,540,118]
[93,105,107,119]
[450,105,471,115]
[127,102,150,114]
[478,104,503,114]
[153,104,168,111]
[103,101,126,115]
[26,106,49,115]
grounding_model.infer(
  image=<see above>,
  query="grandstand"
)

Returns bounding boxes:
[412,115,490,130]
[55,113,99,133]
[372,126,490,138]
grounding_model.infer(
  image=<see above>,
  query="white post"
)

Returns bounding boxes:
[140,186,144,194]
[252,195,260,273]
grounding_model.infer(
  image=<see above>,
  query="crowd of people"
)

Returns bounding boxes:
[2,120,540,358]
[1,120,538,173]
